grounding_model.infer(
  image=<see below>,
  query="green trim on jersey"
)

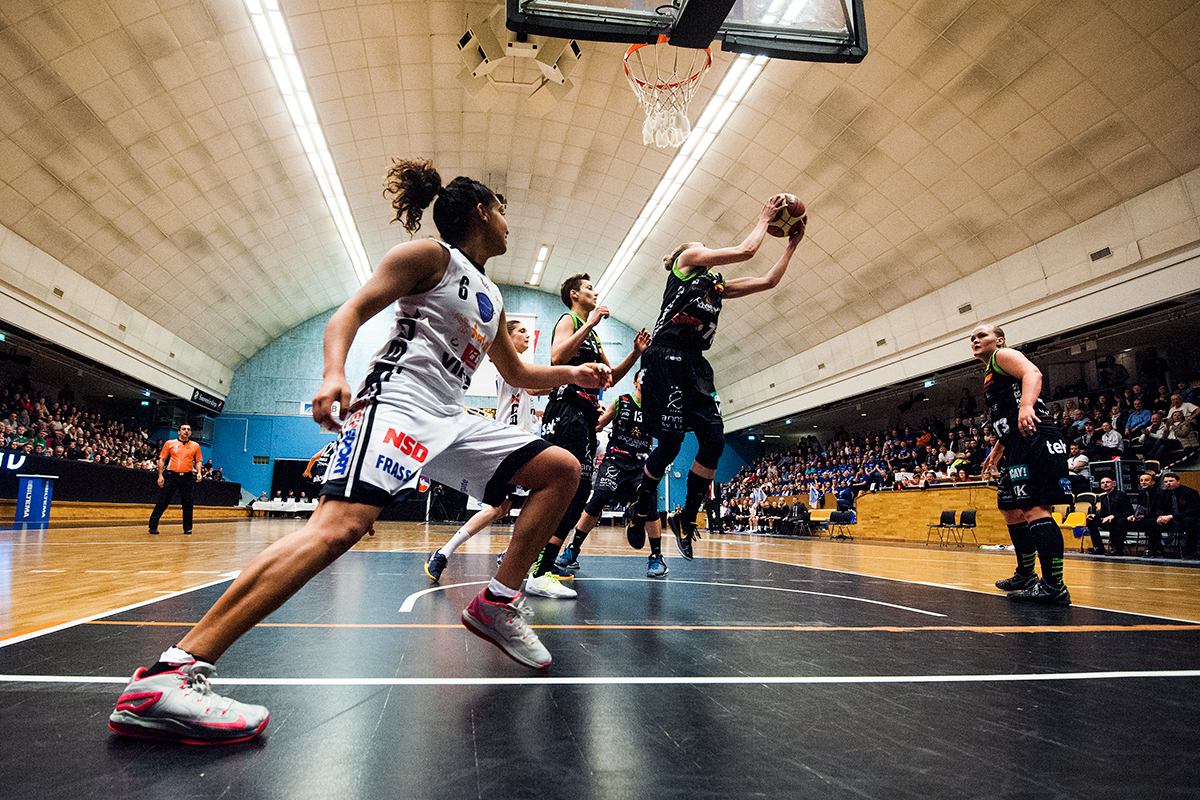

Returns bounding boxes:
[987,350,1012,378]
[671,259,697,281]
[560,310,605,359]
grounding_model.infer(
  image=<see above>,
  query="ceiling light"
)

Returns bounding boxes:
[245,0,372,286]
[528,244,551,286]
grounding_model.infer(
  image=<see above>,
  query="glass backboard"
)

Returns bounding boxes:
[506,0,867,63]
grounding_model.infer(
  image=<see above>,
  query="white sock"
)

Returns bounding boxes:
[487,578,519,601]
[159,646,194,665]
[441,527,473,557]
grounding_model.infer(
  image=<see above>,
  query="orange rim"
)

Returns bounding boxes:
[623,35,712,90]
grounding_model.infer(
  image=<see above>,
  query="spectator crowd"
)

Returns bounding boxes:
[0,381,225,480]
[724,378,1198,515]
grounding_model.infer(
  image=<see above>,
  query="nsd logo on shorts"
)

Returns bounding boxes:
[383,429,428,463]
[1008,464,1030,481]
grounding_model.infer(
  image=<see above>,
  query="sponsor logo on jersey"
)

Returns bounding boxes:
[476,292,494,322]
[382,429,429,463]
[455,315,490,346]
[1059,478,1073,495]
[669,311,704,331]
[1008,464,1029,481]
[463,343,481,370]
[1044,439,1067,455]
[375,454,418,484]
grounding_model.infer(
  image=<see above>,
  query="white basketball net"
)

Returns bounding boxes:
[624,40,711,149]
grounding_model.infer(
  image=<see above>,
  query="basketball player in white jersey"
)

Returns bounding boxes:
[108,159,610,745]
[424,318,550,584]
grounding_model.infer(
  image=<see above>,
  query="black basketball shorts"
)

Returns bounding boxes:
[641,345,723,439]
[996,428,1073,511]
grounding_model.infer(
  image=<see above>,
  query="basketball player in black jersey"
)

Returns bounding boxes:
[632,195,805,559]
[972,323,1072,605]
[525,273,650,596]
[557,369,669,577]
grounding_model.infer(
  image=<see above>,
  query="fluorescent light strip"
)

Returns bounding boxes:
[528,244,550,285]
[593,52,768,299]
[245,0,373,286]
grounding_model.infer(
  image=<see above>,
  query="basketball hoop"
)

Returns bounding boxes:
[624,35,711,149]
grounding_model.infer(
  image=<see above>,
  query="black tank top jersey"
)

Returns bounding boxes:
[606,393,651,460]
[652,261,725,352]
[984,350,1053,444]
[548,312,604,411]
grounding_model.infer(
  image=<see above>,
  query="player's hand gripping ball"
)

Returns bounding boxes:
[767,193,807,239]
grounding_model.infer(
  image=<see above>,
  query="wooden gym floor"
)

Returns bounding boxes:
[2,517,1199,799]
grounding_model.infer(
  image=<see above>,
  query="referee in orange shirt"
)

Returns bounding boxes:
[149,423,203,535]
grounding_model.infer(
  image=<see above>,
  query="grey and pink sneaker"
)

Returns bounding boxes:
[109,660,269,745]
[461,590,551,669]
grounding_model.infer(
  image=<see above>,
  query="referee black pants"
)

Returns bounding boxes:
[149,471,195,532]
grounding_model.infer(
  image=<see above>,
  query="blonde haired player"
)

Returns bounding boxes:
[631,195,806,558]
[972,323,1072,605]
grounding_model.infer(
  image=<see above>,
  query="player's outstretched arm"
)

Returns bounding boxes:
[313,238,448,430]
[608,328,651,385]
[724,225,804,300]
[595,401,617,432]
[675,196,784,275]
[493,312,612,391]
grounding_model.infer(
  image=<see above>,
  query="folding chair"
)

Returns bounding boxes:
[952,509,978,546]
[927,510,956,545]
[829,511,854,540]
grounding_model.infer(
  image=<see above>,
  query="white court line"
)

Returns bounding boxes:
[3,669,1199,687]
[0,571,241,649]
[398,577,945,617]
[758,556,1200,625]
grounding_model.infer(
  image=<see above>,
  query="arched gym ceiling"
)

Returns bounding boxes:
[1,0,1198,409]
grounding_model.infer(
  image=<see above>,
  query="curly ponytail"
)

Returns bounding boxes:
[382,158,503,246]
[383,158,441,235]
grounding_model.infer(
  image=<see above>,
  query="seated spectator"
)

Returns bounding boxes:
[1166,393,1199,424]
[1140,412,1169,460]
[1066,443,1091,493]
[1175,380,1196,406]
[1085,476,1133,555]
[1149,384,1171,414]
[1092,421,1123,459]
[1147,471,1199,559]
[836,484,856,510]
[1123,398,1151,440]
[1104,404,1126,436]
[1076,419,1103,454]
[1161,410,1198,466]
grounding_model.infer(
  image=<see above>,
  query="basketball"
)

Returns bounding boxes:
[767,193,807,238]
